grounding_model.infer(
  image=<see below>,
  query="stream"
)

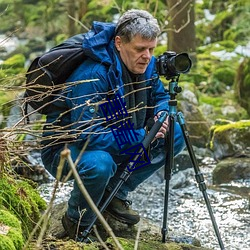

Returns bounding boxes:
[38,155,250,250]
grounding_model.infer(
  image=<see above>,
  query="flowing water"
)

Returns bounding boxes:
[38,156,250,250]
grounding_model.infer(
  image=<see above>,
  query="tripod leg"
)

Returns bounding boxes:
[162,114,175,243]
[177,112,225,250]
[81,112,168,240]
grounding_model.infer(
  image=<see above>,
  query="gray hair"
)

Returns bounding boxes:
[115,9,160,43]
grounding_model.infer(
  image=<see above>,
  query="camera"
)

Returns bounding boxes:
[156,51,192,79]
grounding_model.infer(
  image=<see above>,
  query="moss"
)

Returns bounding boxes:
[1,54,25,69]
[7,228,24,249]
[213,67,235,86]
[106,237,208,250]
[199,95,224,107]
[0,235,16,250]
[0,209,21,229]
[0,209,24,249]
[213,120,250,133]
[209,120,250,151]
[0,174,47,239]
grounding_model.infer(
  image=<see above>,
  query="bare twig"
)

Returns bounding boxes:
[68,14,90,32]
[61,148,124,250]
[93,225,110,250]
[134,220,142,250]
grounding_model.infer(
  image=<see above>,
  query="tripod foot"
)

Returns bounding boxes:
[161,227,168,243]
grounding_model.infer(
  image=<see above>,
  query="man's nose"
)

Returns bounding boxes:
[142,49,151,59]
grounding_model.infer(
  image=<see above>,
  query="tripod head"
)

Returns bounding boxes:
[168,76,182,100]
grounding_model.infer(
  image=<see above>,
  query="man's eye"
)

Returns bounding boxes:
[136,48,144,52]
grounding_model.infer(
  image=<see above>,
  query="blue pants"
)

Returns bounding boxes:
[41,122,185,226]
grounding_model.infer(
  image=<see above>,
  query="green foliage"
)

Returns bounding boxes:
[196,0,250,47]
[1,54,25,69]
[213,67,235,86]
[199,95,224,107]
[0,54,26,85]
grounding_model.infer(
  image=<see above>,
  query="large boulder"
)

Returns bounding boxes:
[213,157,250,184]
[209,119,250,160]
[209,119,250,183]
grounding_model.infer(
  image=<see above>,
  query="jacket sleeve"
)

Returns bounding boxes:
[65,60,146,154]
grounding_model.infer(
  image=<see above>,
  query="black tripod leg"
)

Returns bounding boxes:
[81,112,168,240]
[162,114,175,243]
[177,112,225,250]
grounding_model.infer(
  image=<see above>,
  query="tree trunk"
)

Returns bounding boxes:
[167,0,196,62]
[78,0,88,20]
[67,0,76,36]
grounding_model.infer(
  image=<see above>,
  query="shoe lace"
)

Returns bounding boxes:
[123,199,132,209]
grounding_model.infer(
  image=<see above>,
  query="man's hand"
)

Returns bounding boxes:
[154,111,169,139]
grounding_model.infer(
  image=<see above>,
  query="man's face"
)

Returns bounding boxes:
[115,35,157,74]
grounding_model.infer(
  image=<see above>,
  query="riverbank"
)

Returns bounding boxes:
[38,155,250,250]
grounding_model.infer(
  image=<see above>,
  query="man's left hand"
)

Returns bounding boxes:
[154,112,169,139]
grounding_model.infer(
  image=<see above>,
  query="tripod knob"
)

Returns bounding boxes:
[174,86,182,93]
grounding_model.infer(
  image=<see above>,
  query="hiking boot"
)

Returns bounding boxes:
[61,213,97,243]
[105,196,140,225]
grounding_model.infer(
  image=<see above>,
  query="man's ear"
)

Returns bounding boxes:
[115,36,122,51]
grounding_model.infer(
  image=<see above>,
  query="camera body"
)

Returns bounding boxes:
[156,51,192,79]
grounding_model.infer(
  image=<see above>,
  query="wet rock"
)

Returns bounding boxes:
[213,157,250,184]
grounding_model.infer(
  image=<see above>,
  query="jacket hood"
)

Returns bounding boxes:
[82,21,116,65]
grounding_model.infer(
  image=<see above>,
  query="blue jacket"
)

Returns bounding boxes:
[44,21,170,155]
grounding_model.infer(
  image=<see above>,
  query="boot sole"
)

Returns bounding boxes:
[105,210,140,225]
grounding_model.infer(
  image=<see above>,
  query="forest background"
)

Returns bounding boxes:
[0,0,250,125]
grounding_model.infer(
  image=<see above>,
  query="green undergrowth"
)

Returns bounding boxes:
[28,237,211,250]
[0,174,47,249]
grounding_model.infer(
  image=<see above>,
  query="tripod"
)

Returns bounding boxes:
[81,110,168,240]
[82,77,225,250]
[161,77,225,249]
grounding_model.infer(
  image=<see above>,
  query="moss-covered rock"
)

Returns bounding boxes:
[0,174,47,240]
[199,92,248,122]
[209,120,250,160]
[0,209,24,250]
[1,54,25,69]
[107,237,210,250]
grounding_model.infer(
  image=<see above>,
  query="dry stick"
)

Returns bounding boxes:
[134,220,142,250]
[62,148,124,250]
[22,154,66,249]
[93,225,110,250]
